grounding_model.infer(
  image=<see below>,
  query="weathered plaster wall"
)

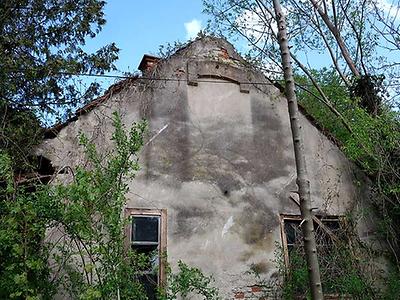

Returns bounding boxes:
[37,37,372,299]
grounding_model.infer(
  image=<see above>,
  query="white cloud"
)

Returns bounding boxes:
[184,19,202,40]
[262,60,283,79]
[236,8,277,47]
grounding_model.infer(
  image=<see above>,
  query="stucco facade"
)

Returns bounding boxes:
[38,37,374,299]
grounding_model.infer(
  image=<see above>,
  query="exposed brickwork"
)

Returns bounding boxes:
[234,291,245,299]
[219,47,230,59]
[231,284,280,300]
[251,285,262,293]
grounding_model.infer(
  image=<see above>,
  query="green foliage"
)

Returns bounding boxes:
[0,0,121,181]
[383,268,400,300]
[0,154,56,299]
[45,113,147,299]
[160,261,220,300]
[0,2,219,298]
[0,113,219,299]
[295,69,352,142]
[0,103,42,170]
[297,68,400,265]
[0,0,119,120]
[0,113,146,299]
[205,0,400,295]
[276,243,377,300]
[281,249,309,299]
[0,14,120,293]
[277,66,400,295]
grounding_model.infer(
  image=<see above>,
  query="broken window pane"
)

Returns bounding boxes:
[284,221,298,245]
[132,244,159,272]
[282,216,349,296]
[130,214,161,300]
[138,274,158,300]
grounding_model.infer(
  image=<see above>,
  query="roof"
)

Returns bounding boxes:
[44,76,138,139]
[43,36,342,149]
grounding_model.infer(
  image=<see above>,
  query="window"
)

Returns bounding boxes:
[281,215,343,264]
[280,215,348,297]
[125,208,167,300]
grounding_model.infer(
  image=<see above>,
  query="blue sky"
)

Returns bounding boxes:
[80,0,399,104]
[39,0,399,123]
[85,1,207,79]
[42,1,209,123]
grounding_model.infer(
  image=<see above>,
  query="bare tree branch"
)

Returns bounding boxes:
[309,0,361,76]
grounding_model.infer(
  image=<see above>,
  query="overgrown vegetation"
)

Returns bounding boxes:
[1,0,121,179]
[0,0,122,174]
[0,2,221,298]
[2,0,400,297]
[276,217,379,299]
[273,68,400,298]
[160,261,219,300]
[0,113,219,299]
[204,0,400,296]
[0,0,119,121]
[297,69,400,265]
[277,246,377,299]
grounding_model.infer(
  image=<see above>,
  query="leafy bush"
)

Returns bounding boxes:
[0,112,219,299]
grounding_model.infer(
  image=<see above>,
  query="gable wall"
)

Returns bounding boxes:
[38,38,373,299]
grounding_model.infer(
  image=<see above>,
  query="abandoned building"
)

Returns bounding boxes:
[37,36,379,299]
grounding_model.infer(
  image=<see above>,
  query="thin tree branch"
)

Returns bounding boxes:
[309,0,361,76]
[312,6,350,87]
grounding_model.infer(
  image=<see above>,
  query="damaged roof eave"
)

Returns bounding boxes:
[44,76,138,139]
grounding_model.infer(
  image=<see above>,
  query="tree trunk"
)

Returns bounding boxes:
[272,1,324,299]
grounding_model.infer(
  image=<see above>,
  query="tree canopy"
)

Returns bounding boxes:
[204,0,400,109]
[0,0,119,119]
[0,0,120,168]
[204,0,400,297]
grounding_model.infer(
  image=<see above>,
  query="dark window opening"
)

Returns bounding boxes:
[132,216,160,300]
[132,216,159,243]
[281,215,352,297]
[127,210,166,300]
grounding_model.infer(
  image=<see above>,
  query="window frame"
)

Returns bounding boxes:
[125,208,167,286]
[279,214,354,298]
[279,214,343,269]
